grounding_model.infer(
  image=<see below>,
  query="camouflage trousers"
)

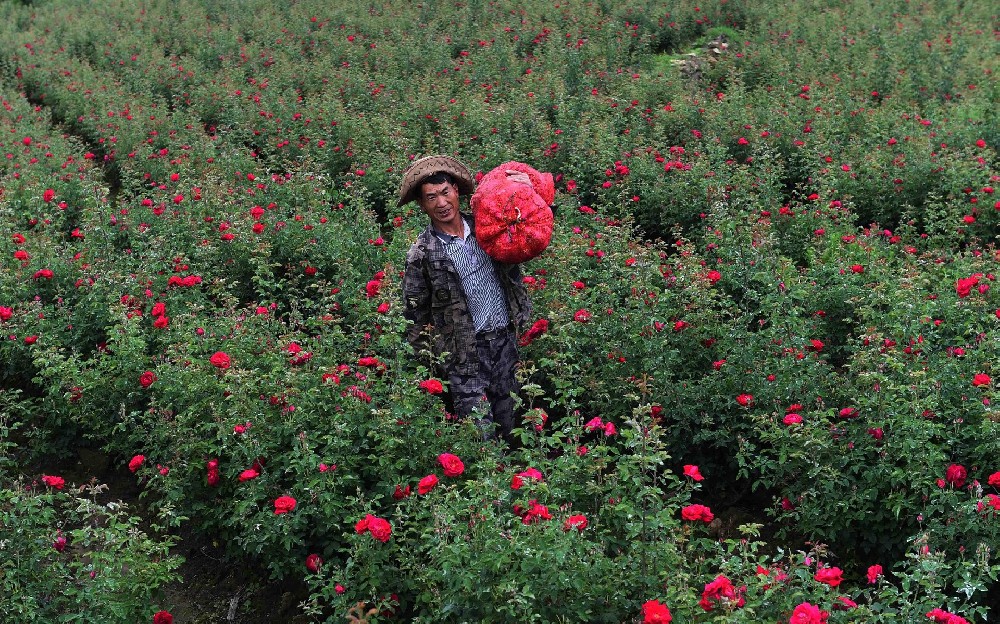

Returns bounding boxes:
[448,327,520,441]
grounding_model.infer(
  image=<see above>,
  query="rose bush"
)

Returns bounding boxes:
[0,0,998,621]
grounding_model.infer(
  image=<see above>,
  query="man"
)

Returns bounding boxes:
[399,155,532,441]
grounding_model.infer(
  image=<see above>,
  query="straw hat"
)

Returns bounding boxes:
[397,155,475,207]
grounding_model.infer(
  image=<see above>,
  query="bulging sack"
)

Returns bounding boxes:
[471,162,555,264]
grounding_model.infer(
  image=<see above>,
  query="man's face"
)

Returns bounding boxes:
[417,180,461,230]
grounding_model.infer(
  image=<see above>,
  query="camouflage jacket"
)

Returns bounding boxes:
[402,213,532,376]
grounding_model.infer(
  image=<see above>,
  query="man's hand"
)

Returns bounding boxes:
[505,170,533,187]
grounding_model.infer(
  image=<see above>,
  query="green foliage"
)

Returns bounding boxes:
[0,413,181,623]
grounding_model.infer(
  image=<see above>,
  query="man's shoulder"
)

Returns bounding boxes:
[406,225,437,262]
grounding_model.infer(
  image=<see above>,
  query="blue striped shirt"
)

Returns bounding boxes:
[433,218,509,333]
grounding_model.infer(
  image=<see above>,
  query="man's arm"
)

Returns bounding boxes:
[402,246,433,350]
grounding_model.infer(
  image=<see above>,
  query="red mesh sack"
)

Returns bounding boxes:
[471,162,555,264]
[479,161,555,205]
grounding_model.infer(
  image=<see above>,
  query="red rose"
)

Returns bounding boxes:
[207,458,220,487]
[987,471,1000,487]
[152,611,174,624]
[789,602,829,624]
[392,484,411,500]
[274,495,297,515]
[838,407,859,419]
[926,608,969,624]
[128,454,145,473]
[735,394,753,407]
[305,553,322,573]
[681,504,714,523]
[53,535,67,552]
[641,599,672,623]
[210,351,231,369]
[367,516,392,542]
[511,467,543,490]
[419,379,444,394]
[699,574,745,611]
[239,469,259,482]
[814,566,843,587]
[42,475,65,489]
[945,463,967,488]
[563,514,588,532]
[956,274,982,298]
[783,413,803,426]
[437,453,465,477]
[521,501,552,525]
[0,306,12,321]
[584,416,604,431]
[972,373,991,387]
[573,309,592,323]
[683,465,704,481]
[417,473,439,495]
[140,371,157,388]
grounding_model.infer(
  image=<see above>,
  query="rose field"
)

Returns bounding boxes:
[1,0,999,621]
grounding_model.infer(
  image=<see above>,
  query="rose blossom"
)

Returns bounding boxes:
[511,467,543,490]
[783,413,803,425]
[153,611,174,624]
[866,564,883,584]
[367,515,392,542]
[206,459,220,487]
[563,514,588,532]
[128,454,145,473]
[814,566,843,587]
[789,602,829,624]
[418,474,439,495]
[437,453,465,477]
[945,464,967,488]
[210,351,231,369]
[699,574,745,611]
[42,475,65,489]
[641,599,672,623]
[305,553,322,573]
[681,504,714,523]
[274,495,297,515]
[419,379,444,394]
[926,608,970,624]
[683,465,704,481]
